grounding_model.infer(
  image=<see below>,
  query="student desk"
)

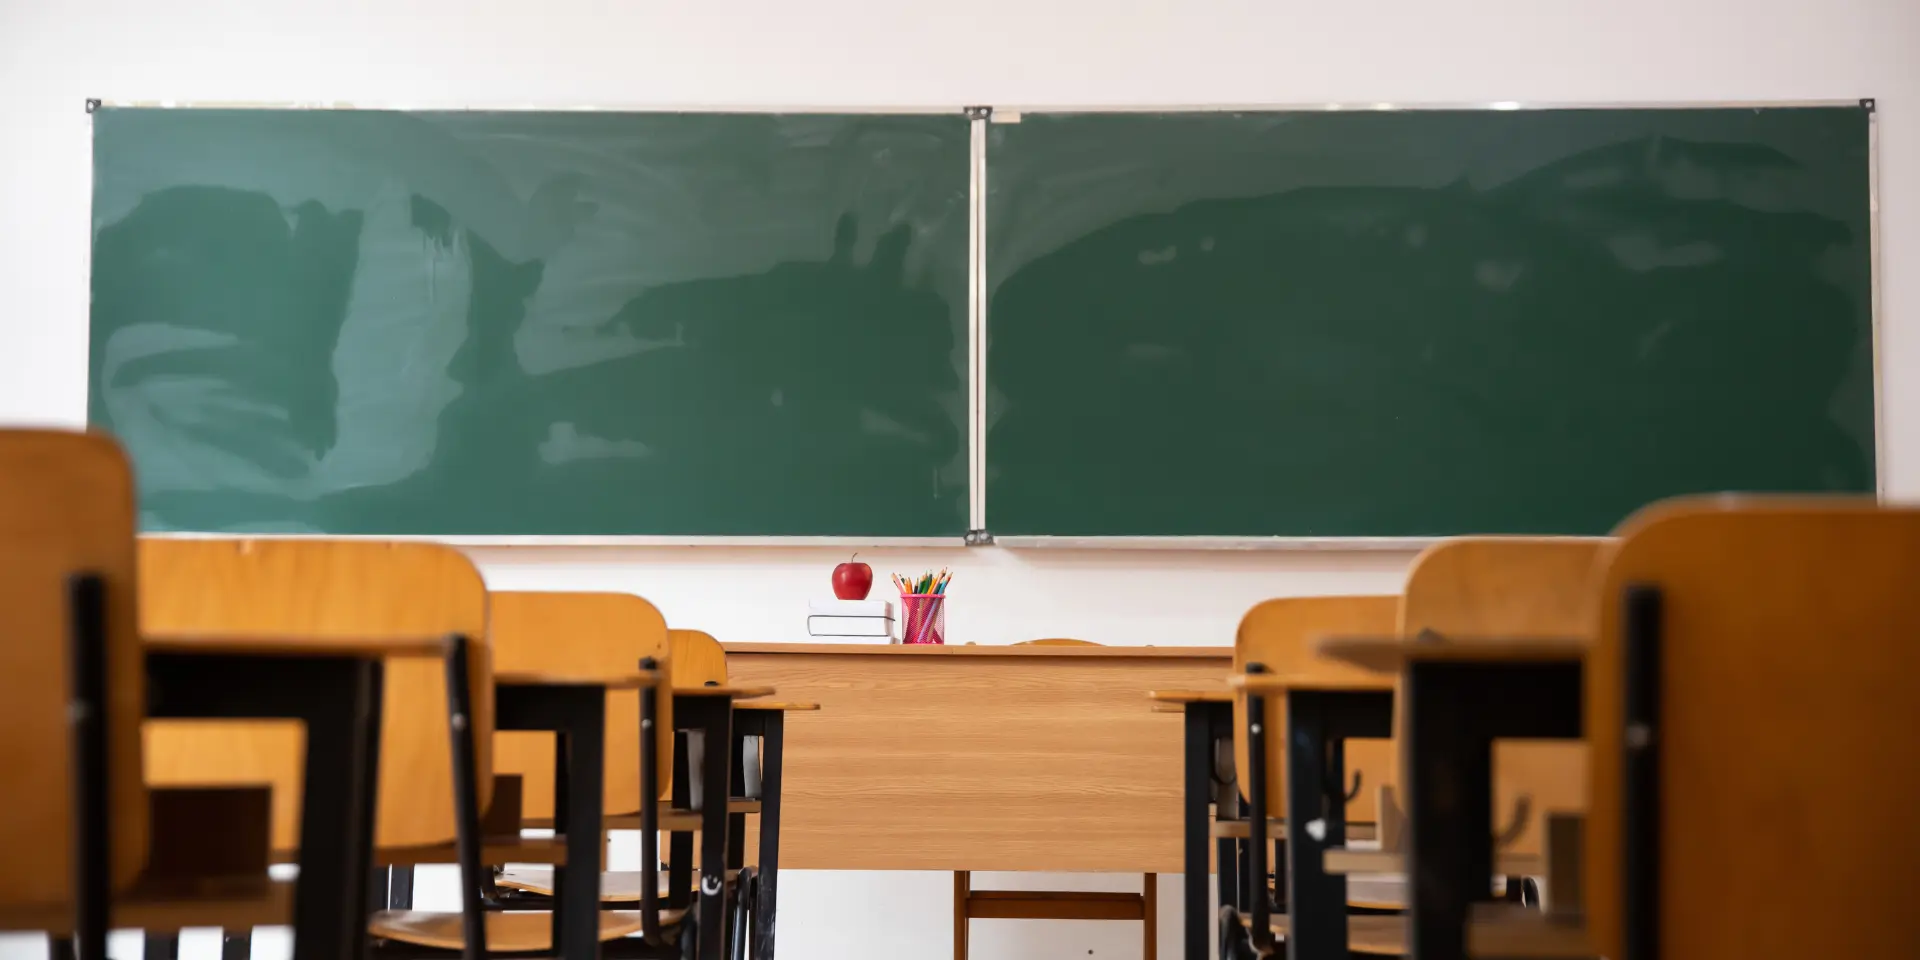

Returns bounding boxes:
[723,643,1232,872]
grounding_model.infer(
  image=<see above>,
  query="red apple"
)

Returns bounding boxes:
[832,555,873,600]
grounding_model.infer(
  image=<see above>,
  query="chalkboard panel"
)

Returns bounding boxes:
[986,108,1874,538]
[91,109,969,536]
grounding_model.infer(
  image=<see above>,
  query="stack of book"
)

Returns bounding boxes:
[807,599,895,643]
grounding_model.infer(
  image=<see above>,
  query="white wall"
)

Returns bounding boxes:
[4,1,1918,958]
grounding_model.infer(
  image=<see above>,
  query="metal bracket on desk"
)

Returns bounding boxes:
[964,529,995,546]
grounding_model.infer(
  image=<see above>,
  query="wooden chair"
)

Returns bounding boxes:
[955,638,1157,960]
[496,625,812,960]
[1388,537,1610,863]
[1225,597,1402,957]
[0,430,392,960]
[1584,498,1920,960]
[1230,541,1609,959]
[139,539,688,959]
[488,591,674,890]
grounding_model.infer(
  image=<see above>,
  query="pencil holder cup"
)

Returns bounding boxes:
[899,593,947,645]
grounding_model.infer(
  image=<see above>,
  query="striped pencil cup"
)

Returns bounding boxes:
[899,593,946,645]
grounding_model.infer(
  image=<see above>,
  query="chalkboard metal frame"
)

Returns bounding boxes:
[978,99,1883,550]
[89,100,982,547]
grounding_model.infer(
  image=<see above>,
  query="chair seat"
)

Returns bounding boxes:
[1249,914,1408,956]
[379,835,570,866]
[0,878,295,935]
[605,800,762,831]
[496,866,742,902]
[370,908,683,950]
[1246,906,1591,958]
[1323,846,1541,877]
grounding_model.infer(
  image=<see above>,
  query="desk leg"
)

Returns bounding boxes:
[496,684,607,960]
[1183,704,1212,960]
[682,698,734,960]
[670,729,694,911]
[1279,690,1391,960]
[1284,692,1344,960]
[753,711,786,960]
[1406,663,1580,960]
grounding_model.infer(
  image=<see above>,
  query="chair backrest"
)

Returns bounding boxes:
[0,431,146,912]
[1233,596,1399,822]
[492,592,672,816]
[1588,498,1920,960]
[140,539,491,853]
[1019,638,1099,647]
[1400,537,1613,854]
[670,629,728,689]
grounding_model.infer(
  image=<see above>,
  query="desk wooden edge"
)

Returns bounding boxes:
[145,634,450,659]
[674,684,775,700]
[1146,688,1233,704]
[1315,635,1590,674]
[735,701,820,712]
[1227,673,1395,693]
[496,669,660,690]
[725,643,1233,659]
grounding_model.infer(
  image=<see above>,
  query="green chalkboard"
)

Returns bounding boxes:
[91,109,969,536]
[986,108,1874,537]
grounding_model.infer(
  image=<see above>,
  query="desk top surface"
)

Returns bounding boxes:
[726,642,1232,659]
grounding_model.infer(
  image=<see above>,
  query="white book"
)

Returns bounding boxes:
[809,598,893,618]
[807,615,895,637]
[804,634,896,646]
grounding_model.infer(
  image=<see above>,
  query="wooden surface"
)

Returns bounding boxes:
[725,643,1231,871]
[0,430,147,909]
[144,634,449,659]
[671,629,730,687]
[1146,688,1231,704]
[728,643,1221,659]
[1589,499,1920,960]
[736,701,821,712]
[1398,537,1612,642]
[1322,847,1541,877]
[1234,596,1398,823]
[491,592,672,819]
[1258,913,1408,956]
[141,538,491,852]
[1316,636,1589,673]
[369,908,661,949]
[495,866,739,902]
[963,889,1146,921]
[1250,907,1593,958]
[676,684,775,699]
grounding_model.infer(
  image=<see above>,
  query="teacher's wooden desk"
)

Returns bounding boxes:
[724,643,1232,872]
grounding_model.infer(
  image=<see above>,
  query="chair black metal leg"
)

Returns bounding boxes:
[669,730,693,912]
[1245,691,1275,956]
[221,930,252,960]
[387,867,413,911]
[1182,704,1212,960]
[443,636,487,960]
[726,726,748,874]
[1406,664,1489,960]
[560,695,607,960]
[66,574,109,960]
[686,698,734,960]
[752,712,785,960]
[727,869,754,960]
